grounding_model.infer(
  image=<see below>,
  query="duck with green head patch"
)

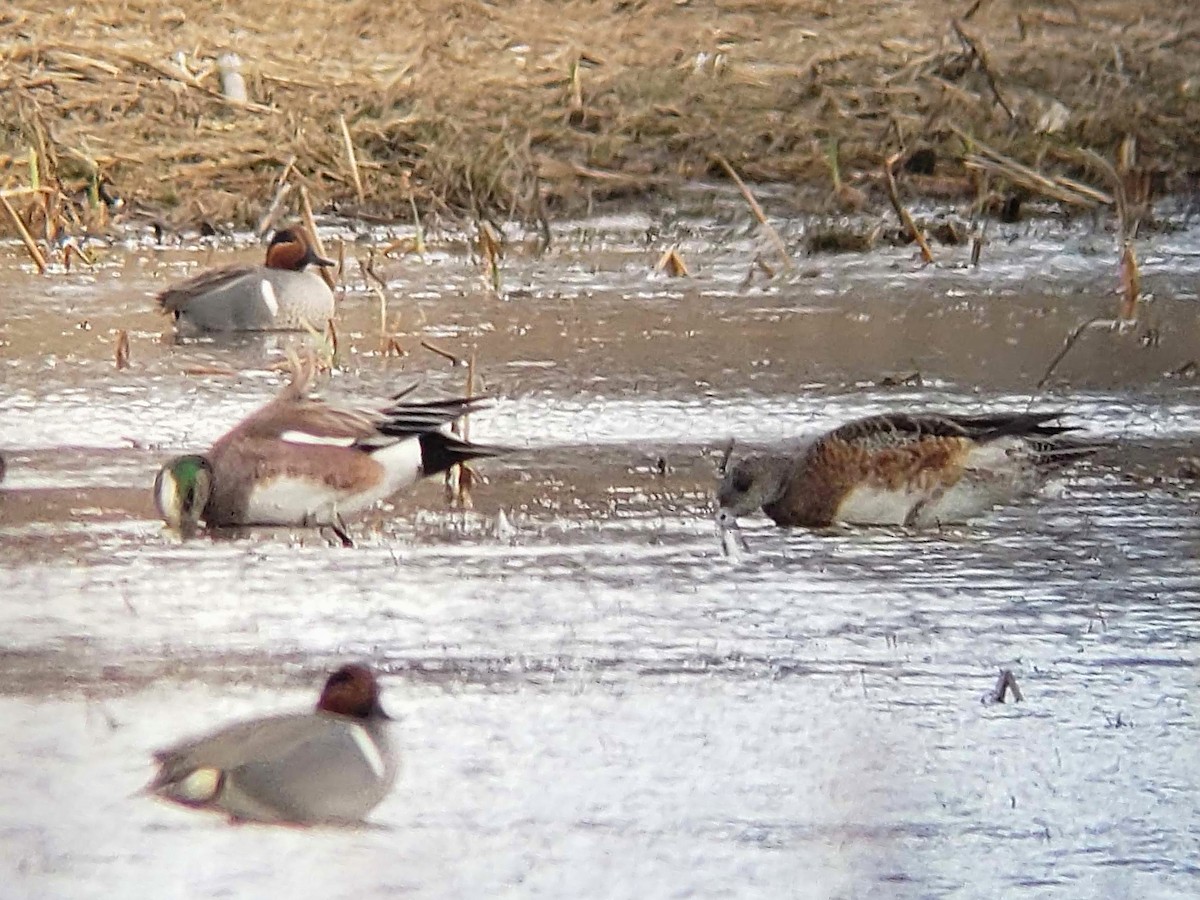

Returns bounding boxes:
[154,358,502,541]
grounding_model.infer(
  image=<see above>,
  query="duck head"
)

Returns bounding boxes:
[265,227,335,272]
[317,664,389,721]
[716,454,792,518]
[154,454,214,538]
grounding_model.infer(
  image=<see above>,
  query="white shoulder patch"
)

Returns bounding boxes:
[259,279,279,317]
[348,723,387,779]
[279,430,357,447]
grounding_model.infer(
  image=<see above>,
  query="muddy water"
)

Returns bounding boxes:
[1,215,1198,898]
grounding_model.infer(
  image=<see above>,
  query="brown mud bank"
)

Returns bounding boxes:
[1,0,1198,231]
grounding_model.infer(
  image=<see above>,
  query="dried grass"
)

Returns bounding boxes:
[0,0,1197,229]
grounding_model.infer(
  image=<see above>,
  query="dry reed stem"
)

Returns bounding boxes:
[883,153,934,264]
[256,180,293,238]
[950,19,1015,120]
[1073,148,1141,318]
[182,364,239,377]
[713,154,792,268]
[338,115,366,206]
[956,127,1112,207]
[297,184,337,292]
[477,221,502,296]
[1,1,1197,225]
[0,193,47,273]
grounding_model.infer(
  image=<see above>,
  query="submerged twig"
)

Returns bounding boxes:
[1035,315,1121,390]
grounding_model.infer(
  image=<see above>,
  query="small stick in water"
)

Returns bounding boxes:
[989,669,1024,703]
[114,329,130,369]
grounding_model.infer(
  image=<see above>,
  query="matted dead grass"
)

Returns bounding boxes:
[0,0,1198,230]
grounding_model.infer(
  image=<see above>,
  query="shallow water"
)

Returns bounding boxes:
[1,214,1198,898]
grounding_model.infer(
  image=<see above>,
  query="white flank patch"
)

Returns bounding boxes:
[348,723,386,779]
[246,475,343,525]
[259,279,279,317]
[837,484,921,526]
[280,430,357,447]
[177,766,222,803]
[371,437,424,496]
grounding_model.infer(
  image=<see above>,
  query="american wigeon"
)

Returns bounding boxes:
[717,411,1099,528]
[148,664,397,825]
[154,360,500,540]
[156,226,335,332]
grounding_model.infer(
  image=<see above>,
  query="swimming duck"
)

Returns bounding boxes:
[717,411,1099,528]
[154,359,501,540]
[148,664,397,825]
[156,226,335,332]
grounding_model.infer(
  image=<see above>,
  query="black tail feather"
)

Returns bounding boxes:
[376,396,493,438]
[418,432,505,476]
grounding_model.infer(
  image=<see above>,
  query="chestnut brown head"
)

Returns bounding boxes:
[264,226,335,271]
[316,664,388,720]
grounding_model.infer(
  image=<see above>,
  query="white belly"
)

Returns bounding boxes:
[242,439,425,525]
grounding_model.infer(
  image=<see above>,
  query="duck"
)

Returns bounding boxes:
[156,225,335,332]
[717,411,1100,528]
[154,357,501,541]
[148,664,397,825]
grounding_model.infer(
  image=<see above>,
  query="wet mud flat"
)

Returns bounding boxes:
[1,215,1199,898]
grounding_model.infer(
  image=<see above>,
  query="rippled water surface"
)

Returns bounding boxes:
[1,213,1198,898]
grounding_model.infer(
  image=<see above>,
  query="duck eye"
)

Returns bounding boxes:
[731,469,754,493]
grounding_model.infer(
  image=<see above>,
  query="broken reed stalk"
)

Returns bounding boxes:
[408,193,426,257]
[0,193,47,274]
[656,246,688,276]
[114,329,130,369]
[338,115,365,206]
[1074,148,1141,319]
[374,286,388,350]
[445,351,478,508]
[883,153,934,264]
[477,220,502,296]
[955,127,1111,207]
[713,154,792,268]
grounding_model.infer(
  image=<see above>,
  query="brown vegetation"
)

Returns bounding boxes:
[0,0,1197,229]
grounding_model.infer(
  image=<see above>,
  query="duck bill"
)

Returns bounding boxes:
[305,246,336,268]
